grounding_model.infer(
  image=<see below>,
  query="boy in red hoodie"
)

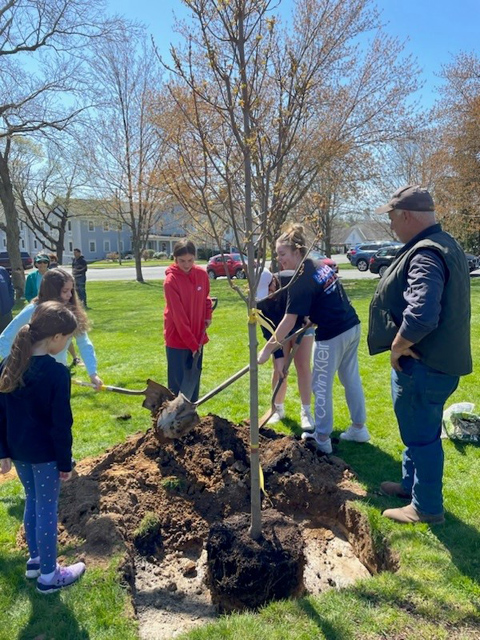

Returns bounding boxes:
[163,240,213,401]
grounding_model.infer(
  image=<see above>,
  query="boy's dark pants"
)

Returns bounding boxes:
[166,346,203,402]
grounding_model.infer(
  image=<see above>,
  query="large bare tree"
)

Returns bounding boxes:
[83,29,168,282]
[154,0,421,539]
[0,0,118,296]
[434,53,480,250]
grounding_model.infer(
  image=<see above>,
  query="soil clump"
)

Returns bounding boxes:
[53,414,397,638]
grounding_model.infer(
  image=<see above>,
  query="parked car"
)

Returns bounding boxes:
[369,245,404,277]
[465,252,479,273]
[309,250,339,273]
[206,252,248,279]
[0,251,33,272]
[348,241,397,271]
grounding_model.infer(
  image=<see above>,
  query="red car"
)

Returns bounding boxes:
[206,253,247,279]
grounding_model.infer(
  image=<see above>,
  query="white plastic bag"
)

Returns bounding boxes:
[442,402,480,442]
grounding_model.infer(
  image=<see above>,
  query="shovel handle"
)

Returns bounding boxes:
[195,364,251,407]
[195,323,313,409]
[72,380,146,396]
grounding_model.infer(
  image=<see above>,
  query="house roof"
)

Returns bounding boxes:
[343,220,393,243]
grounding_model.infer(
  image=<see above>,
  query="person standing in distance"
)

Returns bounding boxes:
[72,248,88,308]
[163,240,213,402]
[25,253,51,302]
[368,185,472,524]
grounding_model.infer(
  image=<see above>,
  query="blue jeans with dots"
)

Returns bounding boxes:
[13,461,60,575]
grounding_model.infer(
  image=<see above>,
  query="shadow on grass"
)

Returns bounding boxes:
[296,598,349,640]
[1,495,24,523]
[0,554,89,640]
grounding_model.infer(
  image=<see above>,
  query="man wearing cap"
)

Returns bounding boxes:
[368,185,472,525]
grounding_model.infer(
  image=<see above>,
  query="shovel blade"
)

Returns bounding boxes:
[142,379,175,413]
[155,393,200,439]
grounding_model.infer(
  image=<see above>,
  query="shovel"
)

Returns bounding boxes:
[155,324,311,440]
[73,379,175,413]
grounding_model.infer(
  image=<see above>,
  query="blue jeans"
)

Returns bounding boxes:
[391,357,459,515]
[75,277,87,306]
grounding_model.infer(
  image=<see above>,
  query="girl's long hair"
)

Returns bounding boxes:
[0,301,78,393]
[36,268,89,333]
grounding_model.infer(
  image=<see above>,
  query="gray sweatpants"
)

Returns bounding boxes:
[312,323,366,437]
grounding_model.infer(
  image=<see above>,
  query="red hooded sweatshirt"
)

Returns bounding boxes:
[163,263,212,352]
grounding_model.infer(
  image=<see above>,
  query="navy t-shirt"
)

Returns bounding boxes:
[286,259,359,340]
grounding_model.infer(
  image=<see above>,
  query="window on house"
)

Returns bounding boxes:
[88,220,94,231]
[104,240,110,252]
[21,239,25,248]
[69,241,73,252]
[119,241,124,251]
[67,221,72,231]
[33,240,38,249]
[89,241,96,253]
[103,221,109,232]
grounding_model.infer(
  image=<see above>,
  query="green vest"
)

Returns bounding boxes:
[368,228,472,376]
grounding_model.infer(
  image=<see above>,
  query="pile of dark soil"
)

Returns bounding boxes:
[54,415,396,624]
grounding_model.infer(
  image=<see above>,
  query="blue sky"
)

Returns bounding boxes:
[107,0,480,108]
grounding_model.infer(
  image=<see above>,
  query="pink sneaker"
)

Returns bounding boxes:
[36,562,86,594]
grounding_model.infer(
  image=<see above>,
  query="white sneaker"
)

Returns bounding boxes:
[267,404,285,425]
[301,431,332,454]
[339,425,370,443]
[300,407,314,431]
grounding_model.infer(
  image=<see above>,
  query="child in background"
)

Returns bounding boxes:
[0,301,86,593]
[0,268,103,389]
[24,253,50,302]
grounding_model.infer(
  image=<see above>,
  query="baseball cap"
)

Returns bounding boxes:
[34,253,50,264]
[375,185,435,214]
[256,268,273,300]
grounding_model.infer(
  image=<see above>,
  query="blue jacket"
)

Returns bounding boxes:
[0,267,14,316]
[0,303,98,376]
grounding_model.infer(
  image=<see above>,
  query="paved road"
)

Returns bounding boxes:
[65,258,480,282]
[69,255,379,282]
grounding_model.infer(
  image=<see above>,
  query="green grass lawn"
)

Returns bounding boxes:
[1,278,479,639]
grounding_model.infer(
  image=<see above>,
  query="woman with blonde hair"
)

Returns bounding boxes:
[0,269,103,389]
[258,224,369,454]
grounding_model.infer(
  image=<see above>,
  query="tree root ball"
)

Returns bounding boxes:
[206,509,305,613]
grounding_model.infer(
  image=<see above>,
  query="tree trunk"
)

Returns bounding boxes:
[0,151,24,299]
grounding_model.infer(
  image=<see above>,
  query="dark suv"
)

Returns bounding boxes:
[369,245,403,277]
[347,241,396,271]
[0,251,33,272]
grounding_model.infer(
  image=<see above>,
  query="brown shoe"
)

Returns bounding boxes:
[382,503,445,525]
[380,481,411,499]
